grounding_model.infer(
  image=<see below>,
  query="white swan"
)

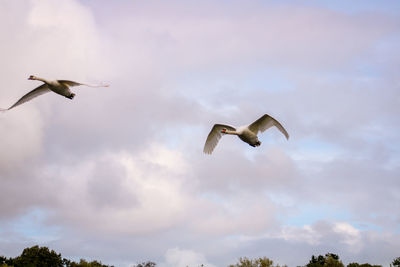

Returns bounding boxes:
[203,114,289,154]
[0,75,109,111]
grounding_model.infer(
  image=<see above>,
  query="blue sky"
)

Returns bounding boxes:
[0,0,399,266]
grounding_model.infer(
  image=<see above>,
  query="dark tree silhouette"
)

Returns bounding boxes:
[228,256,287,267]
[306,253,343,267]
[347,262,382,267]
[132,262,156,267]
[10,245,63,267]
[66,258,113,267]
[0,246,114,267]
[392,257,400,267]
[1,247,395,267]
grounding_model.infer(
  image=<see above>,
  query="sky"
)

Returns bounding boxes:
[0,0,399,266]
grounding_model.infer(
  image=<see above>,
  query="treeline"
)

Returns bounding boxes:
[0,246,112,267]
[228,254,400,267]
[1,246,399,267]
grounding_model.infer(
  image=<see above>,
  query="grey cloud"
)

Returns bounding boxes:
[230,221,400,267]
[0,0,399,266]
[191,146,298,194]
[86,158,137,209]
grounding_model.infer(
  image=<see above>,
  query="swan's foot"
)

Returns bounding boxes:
[67,93,76,100]
[250,141,261,147]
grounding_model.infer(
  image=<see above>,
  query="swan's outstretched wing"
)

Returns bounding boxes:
[203,124,236,154]
[58,80,109,88]
[0,84,50,111]
[248,114,289,139]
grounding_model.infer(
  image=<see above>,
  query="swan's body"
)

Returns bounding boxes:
[0,75,109,111]
[203,114,289,154]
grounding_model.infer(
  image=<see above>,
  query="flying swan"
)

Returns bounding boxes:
[203,114,289,154]
[0,75,109,111]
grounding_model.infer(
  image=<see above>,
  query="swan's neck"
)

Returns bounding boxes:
[34,77,51,84]
[225,130,239,135]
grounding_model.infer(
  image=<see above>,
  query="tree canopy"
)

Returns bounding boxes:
[228,256,287,267]
[392,257,400,267]
[347,262,382,267]
[306,253,344,267]
[132,262,156,267]
[0,246,398,267]
[0,246,113,267]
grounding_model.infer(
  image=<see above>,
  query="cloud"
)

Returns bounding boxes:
[160,248,216,267]
[0,108,43,173]
[101,1,398,73]
[37,145,190,236]
[0,0,399,266]
[333,223,362,252]
[233,221,400,266]
[0,0,108,218]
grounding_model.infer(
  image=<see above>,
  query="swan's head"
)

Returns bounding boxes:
[221,128,227,134]
[28,75,37,80]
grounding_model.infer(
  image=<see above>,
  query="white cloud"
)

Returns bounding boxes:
[333,222,362,252]
[0,1,399,266]
[160,248,216,267]
[280,224,323,246]
[0,108,43,172]
[41,145,191,235]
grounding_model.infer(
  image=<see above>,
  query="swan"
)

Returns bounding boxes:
[0,75,109,111]
[203,114,289,154]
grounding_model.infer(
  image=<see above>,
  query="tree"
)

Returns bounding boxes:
[347,263,382,267]
[1,246,115,267]
[67,258,113,267]
[308,255,326,267]
[11,245,64,267]
[0,255,14,266]
[132,262,156,267]
[306,253,343,267]
[391,257,400,267]
[324,255,344,267]
[228,256,287,267]
[0,256,7,265]
[0,256,11,267]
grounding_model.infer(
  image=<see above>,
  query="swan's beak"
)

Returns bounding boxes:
[28,75,34,80]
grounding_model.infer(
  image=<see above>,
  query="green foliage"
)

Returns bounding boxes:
[11,245,63,267]
[228,256,286,267]
[392,257,400,267]
[0,246,114,267]
[307,253,343,267]
[0,256,11,267]
[0,256,7,265]
[0,255,13,266]
[347,263,382,267]
[1,247,396,267]
[132,262,156,267]
[66,258,113,267]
